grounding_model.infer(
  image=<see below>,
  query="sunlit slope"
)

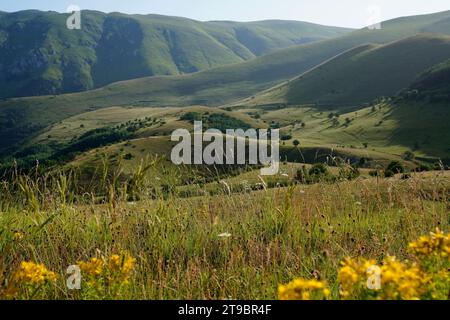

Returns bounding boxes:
[242,34,450,106]
[240,59,450,159]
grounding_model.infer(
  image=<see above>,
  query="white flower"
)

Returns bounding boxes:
[218,233,232,238]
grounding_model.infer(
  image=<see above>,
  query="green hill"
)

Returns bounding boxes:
[242,34,450,106]
[237,58,450,159]
[409,58,450,96]
[2,10,450,153]
[0,10,350,98]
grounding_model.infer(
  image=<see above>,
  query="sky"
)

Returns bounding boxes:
[0,0,449,28]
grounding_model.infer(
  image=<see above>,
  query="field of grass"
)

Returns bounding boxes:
[0,165,448,299]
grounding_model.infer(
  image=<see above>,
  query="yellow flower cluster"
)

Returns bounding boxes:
[278,278,330,300]
[5,261,56,299]
[11,261,56,285]
[338,258,377,298]
[79,258,103,277]
[379,256,429,300]
[78,252,136,285]
[279,229,449,300]
[408,229,450,260]
[108,254,136,283]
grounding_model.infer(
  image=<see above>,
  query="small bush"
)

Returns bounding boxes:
[385,161,405,177]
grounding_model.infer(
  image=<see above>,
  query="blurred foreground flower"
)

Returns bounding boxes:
[278,278,330,300]
[280,229,449,300]
[5,261,56,299]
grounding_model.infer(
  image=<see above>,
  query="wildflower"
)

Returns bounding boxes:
[78,258,103,277]
[78,252,136,293]
[408,229,450,260]
[14,231,24,241]
[278,278,330,300]
[338,258,377,298]
[108,253,136,283]
[6,261,56,299]
[218,233,232,238]
[11,261,56,285]
[379,256,430,300]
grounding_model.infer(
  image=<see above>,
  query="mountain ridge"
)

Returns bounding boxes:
[0,10,351,98]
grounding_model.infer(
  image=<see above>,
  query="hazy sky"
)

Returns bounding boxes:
[1,0,449,28]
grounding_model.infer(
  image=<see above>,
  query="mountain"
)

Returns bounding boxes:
[1,10,450,153]
[241,34,450,106]
[0,10,351,98]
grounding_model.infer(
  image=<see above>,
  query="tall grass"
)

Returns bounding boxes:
[0,162,448,299]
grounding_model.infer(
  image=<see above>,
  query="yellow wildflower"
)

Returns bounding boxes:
[14,231,24,241]
[380,256,430,300]
[408,229,450,260]
[338,258,377,298]
[108,253,136,283]
[5,261,56,299]
[12,261,56,285]
[278,278,330,300]
[78,252,136,292]
[78,258,103,276]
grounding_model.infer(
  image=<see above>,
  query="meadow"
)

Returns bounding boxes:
[0,161,448,300]
[0,8,449,302]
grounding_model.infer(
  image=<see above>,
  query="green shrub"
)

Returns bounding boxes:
[385,161,405,177]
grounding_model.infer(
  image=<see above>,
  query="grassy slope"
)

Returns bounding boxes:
[0,10,350,98]
[33,105,264,144]
[242,102,449,159]
[236,57,450,159]
[239,34,450,106]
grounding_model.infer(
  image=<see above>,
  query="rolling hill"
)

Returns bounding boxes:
[235,58,450,159]
[240,34,450,106]
[0,10,351,98]
[1,10,450,155]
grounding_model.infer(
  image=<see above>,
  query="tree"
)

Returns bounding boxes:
[385,161,405,177]
[293,140,300,147]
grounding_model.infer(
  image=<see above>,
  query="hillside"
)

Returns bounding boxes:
[1,10,450,154]
[410,58,450,96]
[0,10,350,98]
[234,58,450,160]
[241,34,450,106]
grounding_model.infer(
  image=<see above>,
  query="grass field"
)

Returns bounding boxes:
[0,166,448,299]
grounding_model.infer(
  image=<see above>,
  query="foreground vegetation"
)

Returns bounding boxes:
[0,162,448,299]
